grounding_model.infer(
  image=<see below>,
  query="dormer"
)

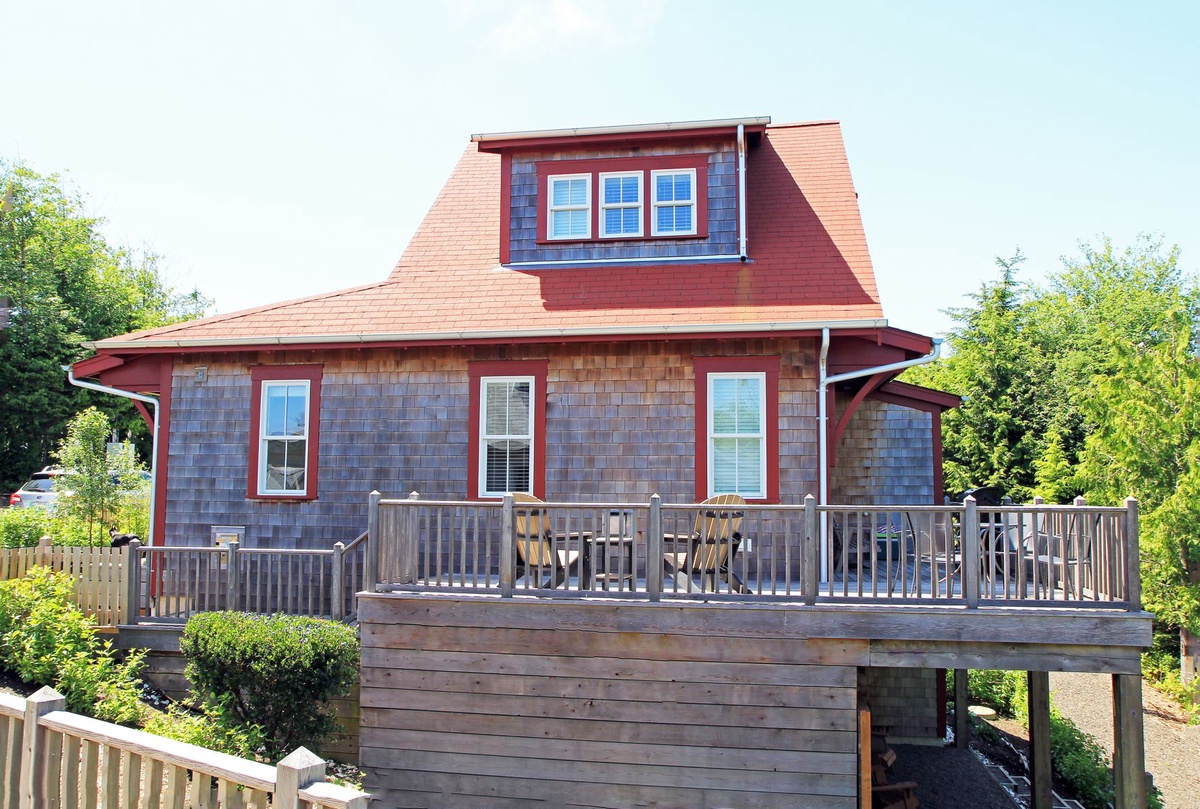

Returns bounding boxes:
[474,116,770,268]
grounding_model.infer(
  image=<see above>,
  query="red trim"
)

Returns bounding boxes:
[932,410,945,504]
[73,354,125,377]
[693,356,780,503]
[475,125,761,153]
[467,360,548,500]
[829,372,889,467]
[499,153,512,264]
[535,155,709,244]
[874,380,961,411]
[247,365,322,501]
[153,358,172,549]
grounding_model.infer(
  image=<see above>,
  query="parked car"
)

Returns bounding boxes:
[8,467,65,508]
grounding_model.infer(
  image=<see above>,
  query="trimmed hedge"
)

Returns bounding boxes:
[181,612,359,762]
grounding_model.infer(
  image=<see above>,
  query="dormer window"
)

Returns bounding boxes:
[599,172,643,238]
[651,169,697,236]
[548,174,591,240]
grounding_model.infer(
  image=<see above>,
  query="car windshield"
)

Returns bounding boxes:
[23,479,55,493]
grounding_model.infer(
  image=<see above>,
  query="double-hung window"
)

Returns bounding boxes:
[480,377,534,497]
[694,357,778,502]
[599,171,642,238]
[708,373,766,498]
[547,174,591,240]
[651,168,697,236]
[249,365,322,499]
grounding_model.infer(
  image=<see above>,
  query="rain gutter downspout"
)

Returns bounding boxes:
[737,123,748,260]
[65,366,159,547]
[817,329,942,578]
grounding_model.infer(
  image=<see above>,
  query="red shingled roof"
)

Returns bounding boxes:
[93,121,885,349]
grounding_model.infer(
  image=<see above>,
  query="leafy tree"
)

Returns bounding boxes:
[53,407,145,543]
[0,161,211,493]
[1078,315,1200,685]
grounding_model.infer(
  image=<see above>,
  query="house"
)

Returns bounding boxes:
[72,116,954,548]
[74,117,1150,808]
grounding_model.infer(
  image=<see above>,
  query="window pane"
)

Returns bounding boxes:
[604,208,622,233]
[656,206,674,233]
[711,379,738,433]
[736,438,762,492]
[656,174,674,202]
[621,207,639,232]
[673,173,692,201]
[712,438,738,492]
[737,378,761,432]
[673,205,692,232]
[265,439,306,492]
[265,384,307,437]
[568,178,587,205]
[486,439,530,494]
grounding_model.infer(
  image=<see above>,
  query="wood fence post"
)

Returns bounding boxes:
[225,540,240,611]
[1124,497,1140,611]
[404,491,420,584]
[647,494,663,601]
[963,495,980,608]
[803,494,819,605]
[20,686,65,809]
[331,542,345,622]
[123,540,142,626]
[274,746,326,809]
[364,491,380,593]
[500,494,514,597]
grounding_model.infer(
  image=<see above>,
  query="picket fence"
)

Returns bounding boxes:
[0,687,369,809]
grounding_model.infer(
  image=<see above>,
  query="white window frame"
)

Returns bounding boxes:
[650,168,698,237]
[707,372,766,499]
[479,375,536,498]
[598,170,643,238]
[546,173,591,241]
[257,379,311,497]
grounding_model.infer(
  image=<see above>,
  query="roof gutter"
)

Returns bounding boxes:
[64,366,160,547]
[472,116,771,143]
[816,327,942,579]
[86,318,890,351]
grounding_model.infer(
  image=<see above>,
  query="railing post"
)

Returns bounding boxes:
[123,540,142,626]
[404,491,420,584]
[500,494,514,597]
[274,746,326,809]
[647,494,663,601]
[331,542,345,622]
[963,495,980,608]
[21,686,66,809]
[1125,497,1140,611]
[225,541,240,611]
[803,494,819,605]
[364,491,381,592]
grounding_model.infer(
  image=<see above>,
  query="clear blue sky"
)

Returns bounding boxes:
[4,1,1197,337]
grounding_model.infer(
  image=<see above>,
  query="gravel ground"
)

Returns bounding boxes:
[1050,671,1199,809]
[891,743,1020,808]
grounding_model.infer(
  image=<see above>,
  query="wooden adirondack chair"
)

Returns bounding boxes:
[662,494,750,594]
[511,493,587,588]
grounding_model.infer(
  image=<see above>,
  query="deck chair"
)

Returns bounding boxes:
[511,493,588,589]
[910,511,960,596]
[870,736,920,809]
[1021,512,1094,598]
[662,494,750,594]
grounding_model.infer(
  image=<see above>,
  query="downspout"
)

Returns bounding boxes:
[816,330,942,577]
[65,366,159,547]
[737,123,748,260]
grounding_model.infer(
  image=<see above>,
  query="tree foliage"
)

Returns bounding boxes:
[53,407,147,543]
[0,161,211,493]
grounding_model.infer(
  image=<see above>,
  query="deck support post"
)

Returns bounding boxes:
[803,494,819,605]
[1027,670,1052,809]
[1124,497,1140,610]
[1112,672,1146,809]
[500,494,514,598]
[963,496,980,607]
[954,668,969,748]
[364,491,380,592]
[647,494,662,601]
[123,540,141,626]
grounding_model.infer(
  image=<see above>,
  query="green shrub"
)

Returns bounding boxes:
[142,704,263,758]
[0,507,53,548]
[0,567,145,724]
[963,669,1027,718]
[181,612,359,762]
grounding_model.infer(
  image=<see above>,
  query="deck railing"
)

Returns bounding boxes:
[0,686,369,808]
[368,492,1140,609]
[133,531,368,625]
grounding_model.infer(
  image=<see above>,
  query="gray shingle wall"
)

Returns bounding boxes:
[508,141,739,263]
[164,339,822,550]
[829,398,934,505]
[862,666,940,739]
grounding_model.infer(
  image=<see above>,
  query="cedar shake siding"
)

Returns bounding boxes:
[828,398,935,506]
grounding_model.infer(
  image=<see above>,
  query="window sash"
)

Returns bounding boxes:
[547,174,591,240]
[598,171,643,238]
[650,169,697,236]
[259,380,310,495]
[707,373,766,498]
[480,376,535,496]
